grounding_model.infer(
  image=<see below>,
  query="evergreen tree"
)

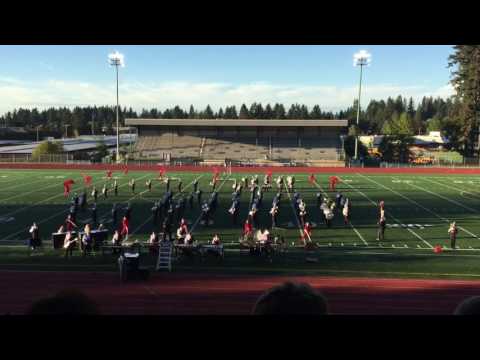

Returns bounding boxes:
[449,45,480,157]
[273,103,286,119]
[204,105,214,119]
[310,105,322,119]
[264,104,273,119]
[407,97,415,117]
[239,104,250,119]
[188,105,196,119]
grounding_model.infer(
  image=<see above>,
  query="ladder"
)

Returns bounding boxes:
[156,241,173,272]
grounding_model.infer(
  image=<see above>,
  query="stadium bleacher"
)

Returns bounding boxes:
[126,118,347,165]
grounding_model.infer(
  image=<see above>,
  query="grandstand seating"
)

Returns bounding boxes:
[134,133,342,163]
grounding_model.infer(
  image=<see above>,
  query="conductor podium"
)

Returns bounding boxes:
[52,230,109,250]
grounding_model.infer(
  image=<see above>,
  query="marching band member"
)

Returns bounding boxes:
[212,233,221,245]
[165,177,170,192]
[243,218,253,239]
[343,199,350,225]
[102,183,109,199]
[113,179,118,196]
[148,231,159,255]
[303,222,313,244]
[377,214,386,241]
[63,231,77,258]
[120,216,129,240]
[129,178,136,194]
[176,223,188,244]
[270,204,279,228]
[201,201,210,226]
[299,200,307,227]
[232,178,238,191]
[184,233,194,245]
[91,186,98,202]
[229,199,240,225]
[448,222,458,250]
[286,176,295,191]
[178,179,183,193]
[193,178,198,193]
[65,214,77,233]
[323,203,334,228]
[257,187,264,208]
[146,179,152,192]
[335,192,343,209]
[81,230,93,256]
[329,176,340,191]
[29,222,41,250]
[276,176,283,192]
[112,229,121,247]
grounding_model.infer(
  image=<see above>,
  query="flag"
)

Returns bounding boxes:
[158,167,165,177]
[329,176,340,183]
[434,245,443,254]
[81,174,92,186]
[63,179,75,197]
[308,174,316,184]
[106,170,113,179]
[123,167,129,175]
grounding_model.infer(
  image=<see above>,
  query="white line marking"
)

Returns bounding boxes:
[359,174,480,242]
[344,176,433,249]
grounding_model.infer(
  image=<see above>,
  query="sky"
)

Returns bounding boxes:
[0,45,455,115]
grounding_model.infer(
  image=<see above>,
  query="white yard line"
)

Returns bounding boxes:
[1,173,151,241]
[423,177,480,197]
[311,179,368,246]
[360,174,480,241]
[344,176,433,249]
[408,179,480,214]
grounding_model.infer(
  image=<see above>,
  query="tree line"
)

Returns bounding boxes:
[0,97,456,136]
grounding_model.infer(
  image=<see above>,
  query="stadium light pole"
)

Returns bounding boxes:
[353,50,371,161]
[36,125,41,142]
[108,51,125,163]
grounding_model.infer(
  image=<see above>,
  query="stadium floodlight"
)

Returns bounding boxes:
[36,125,42,142]
[353,50,371,161]
[108,51,125,163]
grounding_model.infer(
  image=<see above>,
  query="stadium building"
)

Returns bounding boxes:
[126,118,348,167]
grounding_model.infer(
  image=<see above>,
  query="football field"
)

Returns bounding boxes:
[2,168,480,280]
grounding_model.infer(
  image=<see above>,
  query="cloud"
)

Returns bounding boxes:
[0,78,455,115]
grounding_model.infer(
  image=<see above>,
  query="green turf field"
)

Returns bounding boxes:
[2,168,480,279]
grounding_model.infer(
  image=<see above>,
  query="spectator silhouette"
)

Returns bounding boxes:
[454,296,480,315]
[252,281,328,315]
[27,290,99,315]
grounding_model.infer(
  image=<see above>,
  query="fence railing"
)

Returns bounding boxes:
[0,153,73,163]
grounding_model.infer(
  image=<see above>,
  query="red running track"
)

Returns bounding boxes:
[1,271,480,315]
[2,162,480,175]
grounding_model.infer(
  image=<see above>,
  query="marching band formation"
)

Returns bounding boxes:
[28,169,462,257]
